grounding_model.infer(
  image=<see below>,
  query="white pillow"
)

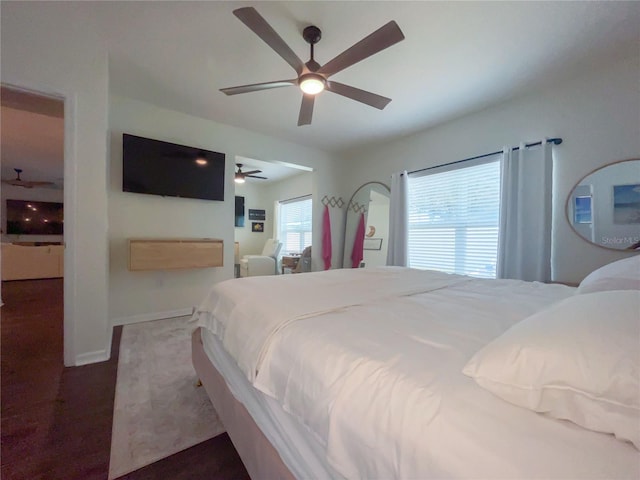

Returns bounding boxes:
[578,255,640,294]
[463,290,640,449]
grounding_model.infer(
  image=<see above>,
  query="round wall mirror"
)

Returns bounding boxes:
[343,181,390,268]
[566,158,640,250]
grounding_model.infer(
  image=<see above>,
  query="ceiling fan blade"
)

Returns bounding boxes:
[326,81,391,110]
[220,79,296,96]
[247,175,268,179]
[233,7,305,76]
[318,21,405,78]
[297,94,315,126]
[243,170,262,175]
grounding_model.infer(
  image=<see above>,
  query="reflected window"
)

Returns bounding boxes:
[574,196,592,224]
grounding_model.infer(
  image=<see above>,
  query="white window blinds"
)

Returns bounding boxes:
[407,156,501,279]
[278,196,312,255]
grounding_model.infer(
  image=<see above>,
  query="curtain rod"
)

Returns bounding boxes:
[279,193,312,204]
[407,137,563,176]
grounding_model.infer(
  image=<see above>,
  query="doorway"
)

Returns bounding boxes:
[0,85,65,363]
[233,156,313,275]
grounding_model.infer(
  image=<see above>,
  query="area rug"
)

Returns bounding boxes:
[108,316,225,479]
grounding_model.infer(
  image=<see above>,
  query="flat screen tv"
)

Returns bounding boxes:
[122,134,226,201]
[6,199,64,235]
[235,196,245,227]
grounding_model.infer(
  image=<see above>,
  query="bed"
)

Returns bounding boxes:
[191,260,640,479]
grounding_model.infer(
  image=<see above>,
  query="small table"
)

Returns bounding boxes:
[281,255,300,274]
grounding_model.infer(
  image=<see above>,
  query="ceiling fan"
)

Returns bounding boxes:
[235,163,267,183]
[2,168,54,189]
[221,7,405,126]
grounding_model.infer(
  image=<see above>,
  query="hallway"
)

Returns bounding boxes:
[1,278,120,479]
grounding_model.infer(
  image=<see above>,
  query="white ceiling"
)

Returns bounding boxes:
[235,156,312,183]
[101,1,640,153]
[2,1,639,186]
[1,105,65,188]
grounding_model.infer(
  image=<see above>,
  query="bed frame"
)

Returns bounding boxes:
[191,327,295,480]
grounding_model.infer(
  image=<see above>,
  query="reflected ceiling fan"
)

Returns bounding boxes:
[221,7,405,126]
[2,168,54,189]
[235,163,267,183]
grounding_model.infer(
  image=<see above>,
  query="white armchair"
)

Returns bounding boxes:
[239,238,282,277]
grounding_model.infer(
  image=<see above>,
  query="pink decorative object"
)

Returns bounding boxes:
[351,213,365,268]
[322,205,332,270]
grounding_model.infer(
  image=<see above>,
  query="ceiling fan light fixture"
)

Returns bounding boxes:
[234,173,245,184]
[195,151,208,166]
[299,74,325,95]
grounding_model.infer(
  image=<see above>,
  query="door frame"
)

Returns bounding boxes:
[1,82,77,366]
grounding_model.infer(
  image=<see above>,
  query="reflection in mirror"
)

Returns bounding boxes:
[343,182,391,268]
[566,158,640,250]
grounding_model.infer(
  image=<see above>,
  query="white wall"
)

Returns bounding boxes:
[234,171,315,259]
[338,55,640,284]
[265,172,315,216]
[1,185,64,244]
[234,180,274,258]
[2,2,110,365]
[109,95,339,324]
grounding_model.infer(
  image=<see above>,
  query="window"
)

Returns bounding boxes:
[278,196,312,255]
[408,157,501,279]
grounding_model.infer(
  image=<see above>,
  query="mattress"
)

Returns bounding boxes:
[193,267,640,479]
[200,327,343,479]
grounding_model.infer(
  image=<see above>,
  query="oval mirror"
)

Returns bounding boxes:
[566,158,640,250]
[343,181,390,268]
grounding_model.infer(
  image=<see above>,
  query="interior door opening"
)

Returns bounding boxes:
[1,85,66,365]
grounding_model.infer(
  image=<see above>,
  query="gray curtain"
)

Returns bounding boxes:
[386,171,409,266]
[497,141,553,281]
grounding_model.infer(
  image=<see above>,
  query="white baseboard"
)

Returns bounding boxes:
[111,307,193,327]
[75,349,110,366]
[72,308,194,366]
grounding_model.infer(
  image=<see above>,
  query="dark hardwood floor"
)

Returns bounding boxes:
[1,278,249,480]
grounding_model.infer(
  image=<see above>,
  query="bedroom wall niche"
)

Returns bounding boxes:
[566,158,640,251]
[343,182,390,268]
[234,179,273,259]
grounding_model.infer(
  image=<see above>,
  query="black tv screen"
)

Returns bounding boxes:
[235,196,245,227]
[6,199,64,235]
[122,134,226,201]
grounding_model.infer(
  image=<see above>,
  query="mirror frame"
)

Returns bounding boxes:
[343,181,390,268]
[565,157,640,251]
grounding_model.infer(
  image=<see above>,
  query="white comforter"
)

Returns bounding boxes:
[192,267,640,479]
[193,267,470,381]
